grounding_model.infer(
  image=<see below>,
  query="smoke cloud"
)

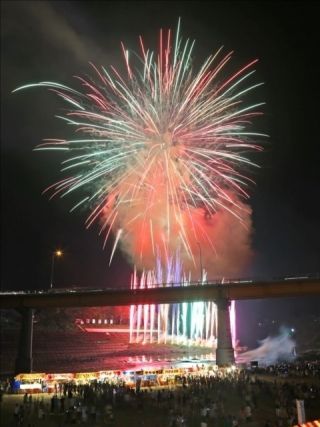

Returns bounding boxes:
[238,327,296,365]
[107,192,254,280]
[5,1,103,64]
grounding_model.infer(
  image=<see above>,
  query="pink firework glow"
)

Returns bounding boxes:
[13,19,265,278]
[14,20,266,358]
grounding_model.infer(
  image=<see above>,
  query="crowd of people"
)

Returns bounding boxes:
[0,361,319,427]
[249,360,320,379]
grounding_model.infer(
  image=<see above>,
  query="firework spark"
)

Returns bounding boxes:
[13,19,266,272]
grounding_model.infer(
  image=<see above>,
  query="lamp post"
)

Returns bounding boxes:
[50,250,62,289]
[197,242,203,283]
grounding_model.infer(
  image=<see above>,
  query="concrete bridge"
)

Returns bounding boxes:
[1,278,320,308]
[1,277,320,372]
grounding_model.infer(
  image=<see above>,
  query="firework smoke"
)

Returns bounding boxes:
[238,327,296,365]
[118,195,254,278]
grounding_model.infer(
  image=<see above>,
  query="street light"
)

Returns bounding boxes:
[197,242,203,283]
[50,250,63,289]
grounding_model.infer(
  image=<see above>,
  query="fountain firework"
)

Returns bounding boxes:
[129,255,237,348]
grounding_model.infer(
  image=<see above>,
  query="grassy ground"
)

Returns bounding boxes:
[0,388,286,427]
[1,377,319,427]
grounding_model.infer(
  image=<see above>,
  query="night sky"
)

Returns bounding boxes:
[1,1,320,345]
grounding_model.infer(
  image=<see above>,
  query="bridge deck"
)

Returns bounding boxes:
[1,279,320,308]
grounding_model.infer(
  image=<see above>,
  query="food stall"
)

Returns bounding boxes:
[74,371,99,384]
[98,370,121,384]
[158,368,183,386]
[140,369,162,388]
[121,370,137,388]
[45,373,75,391]
[14,373,46,393]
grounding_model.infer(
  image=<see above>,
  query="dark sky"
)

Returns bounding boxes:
[1,1,320,343]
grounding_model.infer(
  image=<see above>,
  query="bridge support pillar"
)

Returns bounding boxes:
[15,308,34,374]
[216,298,235,367]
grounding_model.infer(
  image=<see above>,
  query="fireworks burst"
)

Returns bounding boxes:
[14,19,266,269]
